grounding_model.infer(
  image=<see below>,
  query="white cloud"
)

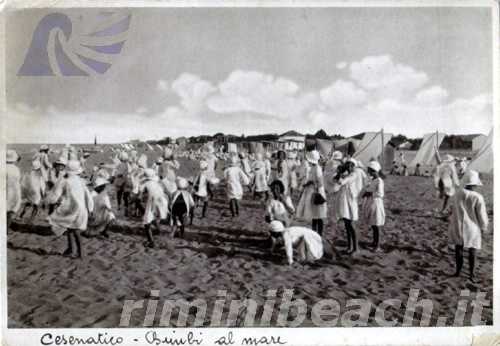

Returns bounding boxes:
[350,55,429,100]
[336,61,347,70]
[414,85,449,106]
[320,80,367,108]
[136,106,148,114]
[207,70,316,119]
[171,73,216,114]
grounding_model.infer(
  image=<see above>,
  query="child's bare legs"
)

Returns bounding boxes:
[63,230,74,256]
[235,199,240,216]
[343,218,358,254]
[468,248,476,282]
[297,238,306,262]
[19,203,29,218]
[453,245,463,277]
[144,223,155,248]
[73,230,83,258]
[229,199,236,217]
[30,205,39,220]
[441,195,449,213]
[201,201,208,218]
[371,225,381,251]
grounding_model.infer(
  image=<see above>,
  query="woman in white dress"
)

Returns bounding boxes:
[295,150,327,235]
[361,161,385,251]
[6,149,21,229]
[224,155,250,217]
[449,170,489,282]
[268,221,324,265]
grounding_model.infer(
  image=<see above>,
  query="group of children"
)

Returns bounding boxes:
[5,143,490,281]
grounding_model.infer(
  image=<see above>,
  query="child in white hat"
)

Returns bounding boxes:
[140,168,169,248]
[361,161,385,251]
[433,154,460,213]
[334,158,360,255]
[6,149,21,229]
[20,160,46,220]
[171,177,195,238]
[33,144,52,183]
[224,155,250,217]
[252,153,270,201]
[295,150,327,235]
[114,151,131,213]
[449,170,489,282]
[191,160,210,224]
[88,177,115,238]
[47,160,94,258]
[268,220,323,265]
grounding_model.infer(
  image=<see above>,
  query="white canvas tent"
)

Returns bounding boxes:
[353,131,393,167]
[468,129,493,174]
[409,132,446,168]
[227,143,238,153]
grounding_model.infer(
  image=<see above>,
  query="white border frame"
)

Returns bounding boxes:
[0,1,498,345]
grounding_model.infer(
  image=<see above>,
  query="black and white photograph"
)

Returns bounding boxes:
[1,1,498,345]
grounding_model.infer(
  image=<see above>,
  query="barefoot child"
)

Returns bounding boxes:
[6,150,22,230]
[252,153,270,201]
[88,178,116,238]
[47,160,94,258]
[268,220,324,265]
[361,161,386,251]
[20,160,46,220]
[140,168,169,248]
[449,170,489,282]
[191,160,210,224]
[434,154,460,214]
[171,177,195,238]
[224,155,250,217]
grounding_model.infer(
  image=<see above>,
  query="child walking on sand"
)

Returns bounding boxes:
[252,153,270,201]
[361,161,386,251]
[449,170,489,282]
[191,160,210,224]
[47,160,94,258]
[140,168,169,248]
[171,177,195,238]
[434,154,460,214]
[224,155,250,217]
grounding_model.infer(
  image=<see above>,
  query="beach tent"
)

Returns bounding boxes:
[146,143,154,151]
[468,129,493,174]
[249,142,264,154]
[353,131,393,167]
[409,132,446,168]
[227,143,238,153]
[316,138,334,158]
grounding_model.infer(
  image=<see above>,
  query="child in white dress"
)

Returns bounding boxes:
[20,160,46,220]
[449,170,489,282]
[224,155,250,217]
[191,160,210,224]
[6,150,21,230]
[268,221,324,265]
[171,177,195,238]
[361,161,385,252]
[265,180,295,227]
[88,178,116,238]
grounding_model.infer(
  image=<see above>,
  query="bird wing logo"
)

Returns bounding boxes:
[18,12,131,76]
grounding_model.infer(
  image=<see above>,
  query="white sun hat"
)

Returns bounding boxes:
[305,150,320,164]
[269,220,286,233]
[66,160,83,175]
[367,161,382,172]
[94,177,109,188]
[176,177,189,189]
[462,170,483,187]
[332,151,343,160]
[6,149,19,163]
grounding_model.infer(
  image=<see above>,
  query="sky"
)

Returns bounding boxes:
[6,6,494,143]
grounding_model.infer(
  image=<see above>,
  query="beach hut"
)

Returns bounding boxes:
[468,129,493,174]
[472,134,488,152]
[278,131,305,151]
[353,131,393,167]
[409,132,446,168]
